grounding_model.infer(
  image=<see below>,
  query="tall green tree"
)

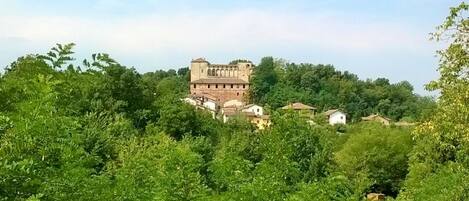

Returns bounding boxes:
[398,2,469,200]
[249,57,278,104]
[335,123,413,197]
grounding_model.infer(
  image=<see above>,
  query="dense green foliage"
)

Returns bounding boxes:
[249,57,435,122]
[397,2,469,201]
[335,123,413,197]
[1,3,468,200]
[0,46,417,201]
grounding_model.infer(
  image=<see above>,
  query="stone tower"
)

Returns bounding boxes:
[237,61,253,83]
[190,58,209,82]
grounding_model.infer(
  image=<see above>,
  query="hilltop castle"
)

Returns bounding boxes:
[190,58,253,104]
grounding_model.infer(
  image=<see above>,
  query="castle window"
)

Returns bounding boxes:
[231,84,233,88]
[193,84,196,88]
[223,84,226,88]
[201,69,204,73]
[216,84,218,88]
[208,84,211,88]
[237,92,239,96]
[243,84,245,88]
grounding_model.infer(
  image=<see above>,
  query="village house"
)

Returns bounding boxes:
[324,109,346,125]
[281,102,316,118]
[182,95,218,118]
[221,104,271,129]
[242,104,264,116]
[361,114,391,125]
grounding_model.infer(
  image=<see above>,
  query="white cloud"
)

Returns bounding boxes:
[0,7,441,95]
[0,9,428,56]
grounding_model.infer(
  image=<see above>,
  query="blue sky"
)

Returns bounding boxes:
[0,0,460,95]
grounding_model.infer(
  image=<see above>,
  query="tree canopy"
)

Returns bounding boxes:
[1,2,467,200]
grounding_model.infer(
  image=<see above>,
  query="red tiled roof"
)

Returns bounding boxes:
[362,114,391,121]
[324,109,345,116]
[281,102,316,110]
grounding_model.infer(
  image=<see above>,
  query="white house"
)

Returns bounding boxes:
[181,96,217,118]
[182,97,197,106]
[203,99,217,111]
[324,109,346,125]
[241,104,264,116]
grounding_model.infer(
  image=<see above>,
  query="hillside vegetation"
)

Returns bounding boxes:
[0,3,468,201]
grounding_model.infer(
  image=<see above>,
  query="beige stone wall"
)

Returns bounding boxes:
[190,61,209,82]
[237,62,253,82]
[190,83,249,104]
[191,61,252,81]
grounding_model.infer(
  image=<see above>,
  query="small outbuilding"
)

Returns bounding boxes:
[361,114,391,125]
[281,102,316,111]
[281,102,316,118]
[324,109,346,125]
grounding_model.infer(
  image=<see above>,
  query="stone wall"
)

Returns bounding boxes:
[189,58,252,104]
[190,83,249,104]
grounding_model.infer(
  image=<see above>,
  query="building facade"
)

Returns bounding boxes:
[242,104,264,116]
[190,58,252,104]
[324,109,346,125]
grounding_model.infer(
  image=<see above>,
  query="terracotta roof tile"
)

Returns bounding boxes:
[324,109,342,116]
[361,114,391,121]
[281,102,316,110]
